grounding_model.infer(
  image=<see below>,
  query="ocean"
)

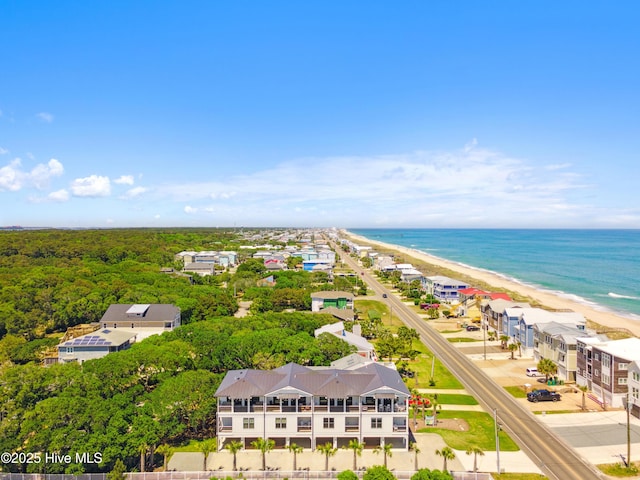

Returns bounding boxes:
[349,229,640,320]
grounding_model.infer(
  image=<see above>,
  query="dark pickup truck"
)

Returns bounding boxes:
[527,389,561,402]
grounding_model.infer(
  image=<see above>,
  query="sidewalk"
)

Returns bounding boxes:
[169,432,542,475]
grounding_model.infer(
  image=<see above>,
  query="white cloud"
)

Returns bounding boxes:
[121,186,148,199]
[184,205,197,214]
[0,159,23,191]
[70,175,111,197]
[0,147,8,155]
[48,189,70,202]
[0,158,64,192]
[30,159,64,189]
[114,175,135,185]
[545,163,572,171]
[157,142,596,227]
[36,112,54,123]
[154,214,161,219]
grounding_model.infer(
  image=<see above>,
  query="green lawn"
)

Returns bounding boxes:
[504,385,527,398]
[418,410,519,452]
[434,393,479,405]
[355,298,464,390]
[598,462,640,477]
[446,337,479,343]
[409,343,464,390]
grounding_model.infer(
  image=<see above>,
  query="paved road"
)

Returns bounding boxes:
[333,242,606,480]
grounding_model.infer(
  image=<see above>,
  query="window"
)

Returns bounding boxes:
[602,353,611,369]
[619,377,628,385]
[243,418,254,429]
[602,373,610,385]
[371,418,382,429]
[275,418,286,429]
[345,417,359,431]
[619,363,629,370]
[633,387,639,400]
[633,372,640,382]
[323,418,334,429]
[594,353,600,361]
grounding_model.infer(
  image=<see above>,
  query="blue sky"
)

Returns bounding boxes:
[1,1,639,228]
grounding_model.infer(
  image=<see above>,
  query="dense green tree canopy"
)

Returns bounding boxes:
[0,228,355,473]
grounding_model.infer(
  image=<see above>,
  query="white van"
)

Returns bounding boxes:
[526,367,539,377]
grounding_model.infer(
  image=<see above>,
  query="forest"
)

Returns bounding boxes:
[0,228,356,473]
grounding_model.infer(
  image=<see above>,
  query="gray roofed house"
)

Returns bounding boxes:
[215,357,410,451]
[99,304,181,340]
[58,328,137,364]
[533,321,597,382]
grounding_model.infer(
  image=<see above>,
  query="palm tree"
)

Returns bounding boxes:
[499,335,510,350]
[488,330,497,342]
[409,442,420,471]
[465,446,484,472]
[508,342,518,360]
[435,446,455,471]
[344,439,364,470]
[137,443,148,473]
[373,443,393,468]
[155,444,174,471]
[537,357,558,382]
[342,438,364,472]
[225,440,243,471]
[316,442,337,471]
[287,442,303,471]
[429,394,441,425]
[198,438,217,471]
[578,385,589,411]
[251,438,275,471]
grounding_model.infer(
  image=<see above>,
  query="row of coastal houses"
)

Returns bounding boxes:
[175,251,239,276]
[254,244,336,273]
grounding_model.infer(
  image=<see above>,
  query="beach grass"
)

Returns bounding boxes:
[597,462,639,477]
[446,337,479,343]
[418,410,519,451]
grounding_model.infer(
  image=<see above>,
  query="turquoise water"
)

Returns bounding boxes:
[349,229,640,320]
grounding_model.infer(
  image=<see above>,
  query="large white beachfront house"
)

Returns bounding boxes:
[214,359,411,451]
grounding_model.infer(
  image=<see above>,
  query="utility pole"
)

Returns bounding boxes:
[494,408,501,475]
[483,315,487,361]
[627,393,631,468]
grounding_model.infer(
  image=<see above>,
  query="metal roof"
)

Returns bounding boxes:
[215,360,410,398]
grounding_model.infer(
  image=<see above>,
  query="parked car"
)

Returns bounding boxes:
[466,325,480,331]
[382,293,387,298]
[527,389,561,402]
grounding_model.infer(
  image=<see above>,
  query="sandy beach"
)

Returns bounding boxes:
[344,230,640,338]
